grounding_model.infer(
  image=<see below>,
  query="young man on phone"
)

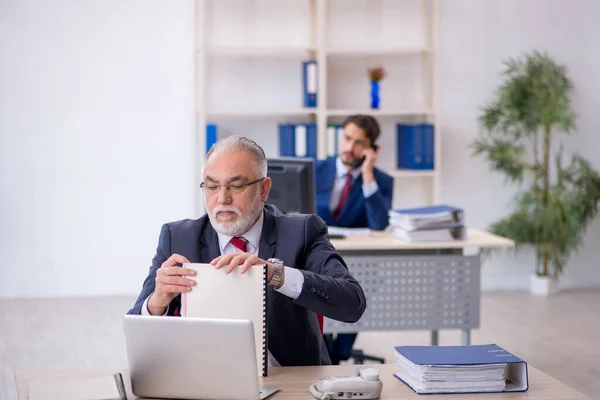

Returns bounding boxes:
[314,114,394,364]
[315,114,393,232]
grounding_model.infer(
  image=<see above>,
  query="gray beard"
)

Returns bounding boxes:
[208,192,264,236]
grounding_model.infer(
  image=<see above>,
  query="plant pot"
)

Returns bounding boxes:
[529,274,559,296]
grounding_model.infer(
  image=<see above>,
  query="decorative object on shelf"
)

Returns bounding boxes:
[471,50,600,296]
[396,124,434,170]
[368,66,386,109]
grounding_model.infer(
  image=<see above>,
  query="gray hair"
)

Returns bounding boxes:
[205,134,267,177]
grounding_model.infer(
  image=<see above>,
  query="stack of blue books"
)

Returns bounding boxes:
[388,204,465,242]
[205,123,318,159]
[278,123,318,159]
[393,344,529,394]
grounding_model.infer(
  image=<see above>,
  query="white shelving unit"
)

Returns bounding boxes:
[195,0,440,215]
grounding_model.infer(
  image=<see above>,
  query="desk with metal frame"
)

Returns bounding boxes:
[324,228,514,346]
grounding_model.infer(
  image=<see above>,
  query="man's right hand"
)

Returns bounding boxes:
[147,254,196,315]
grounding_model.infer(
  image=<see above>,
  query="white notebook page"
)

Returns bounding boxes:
[181,263,267,376]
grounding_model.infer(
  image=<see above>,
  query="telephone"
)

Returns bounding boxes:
[309,367,383,400]
[349,144,379,169]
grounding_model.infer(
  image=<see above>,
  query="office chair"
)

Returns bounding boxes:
[319,315,385,365]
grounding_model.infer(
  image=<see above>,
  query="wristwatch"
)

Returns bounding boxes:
[267,258,285,289]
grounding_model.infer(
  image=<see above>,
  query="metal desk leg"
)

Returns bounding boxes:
[461,329,470,345]
[430,330,439,346]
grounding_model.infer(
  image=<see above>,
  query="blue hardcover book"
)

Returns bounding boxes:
[278,124,296,157]
[393,344,529,394]
[396,124,435,170]
[306,123,317,159]
[302,60,318,108]
[422,124,434,169]
[206,124,218,154]
[396,124,424,169]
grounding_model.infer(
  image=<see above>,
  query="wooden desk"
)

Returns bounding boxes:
[329,228,514,251]
[16,364,590,400]
[325,228,514,346]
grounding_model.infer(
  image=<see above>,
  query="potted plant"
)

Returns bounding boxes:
[471,51,600,296]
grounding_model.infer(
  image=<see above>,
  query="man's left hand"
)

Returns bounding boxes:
[210,252,274,281]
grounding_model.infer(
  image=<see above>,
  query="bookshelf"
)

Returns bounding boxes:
[195,0,440,214]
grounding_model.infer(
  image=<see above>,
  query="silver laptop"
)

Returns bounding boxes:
[123,315,279,400]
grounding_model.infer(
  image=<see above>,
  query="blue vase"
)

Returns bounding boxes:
[370,80,380,109]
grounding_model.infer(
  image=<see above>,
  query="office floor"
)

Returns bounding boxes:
[1,291,599,400]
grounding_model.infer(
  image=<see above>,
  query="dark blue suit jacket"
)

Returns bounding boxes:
[127,204,367,366]
[315,157,393,230]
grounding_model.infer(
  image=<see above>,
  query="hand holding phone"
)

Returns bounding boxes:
[349,144,379,169]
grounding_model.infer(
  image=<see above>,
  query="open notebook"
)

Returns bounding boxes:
[181,263,268,376]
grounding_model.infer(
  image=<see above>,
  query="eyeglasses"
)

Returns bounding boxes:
[200,178,265,195]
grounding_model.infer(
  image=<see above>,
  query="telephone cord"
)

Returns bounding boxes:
[309,384,332,400]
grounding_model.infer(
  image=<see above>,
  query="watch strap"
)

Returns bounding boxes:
[267,258,284,289]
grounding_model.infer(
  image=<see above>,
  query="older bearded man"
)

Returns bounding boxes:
[128,135,366,366]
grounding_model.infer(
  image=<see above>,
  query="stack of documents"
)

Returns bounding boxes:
[326,226,372,238]
[393,344,529,395]
[388,204,466,242]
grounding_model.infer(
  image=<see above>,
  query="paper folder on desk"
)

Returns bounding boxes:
[392,226,466,242]
[389,205,464,231]
[393,344,528,395]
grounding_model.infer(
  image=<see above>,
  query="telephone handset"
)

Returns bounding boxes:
[349,144,379,169]
[309,367,383,400]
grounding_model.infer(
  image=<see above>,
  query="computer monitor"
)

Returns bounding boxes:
[266,157,315,214]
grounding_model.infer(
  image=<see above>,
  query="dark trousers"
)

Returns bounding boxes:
[323,333,358,364]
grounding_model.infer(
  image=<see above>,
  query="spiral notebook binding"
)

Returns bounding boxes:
[261,264,268,377]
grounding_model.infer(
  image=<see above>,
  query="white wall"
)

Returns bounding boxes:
[1,0,599,299]
[439,0,600,289]
[0,0,197,298]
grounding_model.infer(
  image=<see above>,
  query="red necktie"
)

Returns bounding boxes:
[230,237,247,252]
[333,173,353,221]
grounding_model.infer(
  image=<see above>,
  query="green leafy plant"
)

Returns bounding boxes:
[471,51,600,278]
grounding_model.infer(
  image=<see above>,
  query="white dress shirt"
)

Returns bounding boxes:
[141,210,305,367]
[328,156,379,214]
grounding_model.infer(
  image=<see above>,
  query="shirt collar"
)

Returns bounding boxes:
[216,210,264,253]
[336,156,362,180]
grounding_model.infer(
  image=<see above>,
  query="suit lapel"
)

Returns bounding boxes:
[258,208,276,261]
[199,222,221,263]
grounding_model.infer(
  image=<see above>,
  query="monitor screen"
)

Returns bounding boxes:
[266,157,315,214]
